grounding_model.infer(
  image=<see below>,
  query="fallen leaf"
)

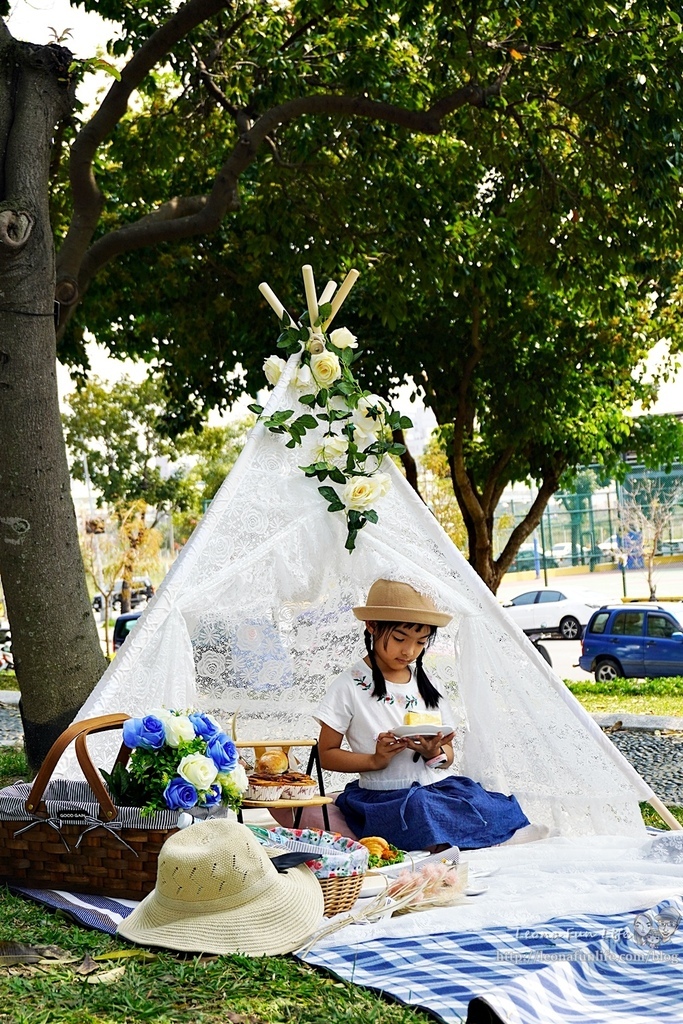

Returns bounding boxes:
[0,942,43,966]
[86,965,126,985]
[33,945,73,961]
[93,949,157,962]
[509,48,525,60]
[76,955,100,976]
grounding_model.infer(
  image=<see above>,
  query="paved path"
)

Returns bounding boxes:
[2,690,682,807]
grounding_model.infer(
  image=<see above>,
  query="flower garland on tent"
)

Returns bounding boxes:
[252,272,412,551]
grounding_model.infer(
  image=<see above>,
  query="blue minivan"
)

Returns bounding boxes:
[579,604,683,681]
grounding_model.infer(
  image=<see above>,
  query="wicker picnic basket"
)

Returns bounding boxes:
[0,713,179,899]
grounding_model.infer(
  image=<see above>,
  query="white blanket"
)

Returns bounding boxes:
[312,834,683,949]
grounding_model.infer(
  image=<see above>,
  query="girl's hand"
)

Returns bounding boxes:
[403,730,454,761]
[372,731,407,769]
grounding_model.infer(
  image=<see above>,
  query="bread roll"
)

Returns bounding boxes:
[255,749,289,776]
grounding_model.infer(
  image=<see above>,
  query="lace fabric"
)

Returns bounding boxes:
[59,356,650,835]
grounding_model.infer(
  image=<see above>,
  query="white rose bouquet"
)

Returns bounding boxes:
[102,709,248,817]
[252,300,412,551]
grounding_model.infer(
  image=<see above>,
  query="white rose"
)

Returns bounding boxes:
[149,707,174,722]
[293,363,313,389]
[164,714,196,747]
[310,350,342,387]
[263,354,287,386]
[223,762,248,793]
[352,394,387,439]
[342,474,388,511]
[330,327,358,350]
[375,472,391,497]
[315,435,349,461]
[178,753,219,791]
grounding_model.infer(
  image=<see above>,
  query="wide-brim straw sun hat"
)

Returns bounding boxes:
[353,579,452,627]
[117,819,324,956]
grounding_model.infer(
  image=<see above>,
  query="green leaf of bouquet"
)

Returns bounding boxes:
[364,508,379,524]
[265,410,294,426]
[388,443,406,456]
[318,302,332,319]
[280,313,292,329]
[298,393,316,406]
[248,403,264,416]
[285,439,297,448]
[340,348,354,365]
[327,500,345,512]
[345,528,358,551]
[318,485,339,503]
[399,415,414,430]
[316,469,329,481]
[329,467,346,485]
[293,414,318,430]
[315,389,328,407]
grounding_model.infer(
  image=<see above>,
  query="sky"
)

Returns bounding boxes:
[9,0,681,440]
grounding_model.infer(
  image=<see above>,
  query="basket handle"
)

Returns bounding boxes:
[25,713,132,821]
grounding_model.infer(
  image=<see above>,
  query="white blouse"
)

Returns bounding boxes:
[314,659,455,791]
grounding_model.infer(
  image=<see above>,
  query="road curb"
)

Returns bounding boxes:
[592,712,683,732]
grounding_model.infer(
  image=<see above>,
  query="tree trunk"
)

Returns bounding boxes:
[0,35,107,769]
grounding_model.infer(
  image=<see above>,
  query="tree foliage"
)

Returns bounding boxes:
[50,1,683,588]
[3,2,683,760]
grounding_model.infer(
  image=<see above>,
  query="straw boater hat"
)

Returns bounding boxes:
[353,579,452,627]
[117,819,324,956]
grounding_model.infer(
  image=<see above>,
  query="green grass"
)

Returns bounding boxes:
[0,747,28,787]
[567,676,683,718]
[0,888,433,1024]
[0,670,18,691]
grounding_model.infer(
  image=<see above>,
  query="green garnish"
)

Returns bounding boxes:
[366,844,405,869]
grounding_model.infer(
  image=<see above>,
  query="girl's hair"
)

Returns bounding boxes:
[364,621,442,708]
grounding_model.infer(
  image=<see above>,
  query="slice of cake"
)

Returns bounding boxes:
[403,711,442,726]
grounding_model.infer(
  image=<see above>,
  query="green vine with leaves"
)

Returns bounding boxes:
[251,304,411,551]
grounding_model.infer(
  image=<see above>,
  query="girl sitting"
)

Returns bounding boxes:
[315,579,531,852]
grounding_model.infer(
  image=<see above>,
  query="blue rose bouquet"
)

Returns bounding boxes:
[103,709,248,817]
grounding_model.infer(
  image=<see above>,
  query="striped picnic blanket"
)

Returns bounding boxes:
[299,897,683,1024]
[10,885,683,1024]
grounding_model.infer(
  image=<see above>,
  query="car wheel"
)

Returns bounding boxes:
[559,616,582,640]
[595,658,621,683]
[534,642,552,667]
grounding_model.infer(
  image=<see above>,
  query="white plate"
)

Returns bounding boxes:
[392,725,454,738]
[367,850,430,876]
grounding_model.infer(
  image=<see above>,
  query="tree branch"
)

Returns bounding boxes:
[65,81,509,315]
[495,473,560,577]
[58,0,235,281]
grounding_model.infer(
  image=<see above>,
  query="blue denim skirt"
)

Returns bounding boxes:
[335,776,529,850]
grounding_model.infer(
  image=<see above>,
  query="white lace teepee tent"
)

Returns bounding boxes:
[62,266,679,837]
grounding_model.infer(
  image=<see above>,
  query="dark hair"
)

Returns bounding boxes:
[364,621,442,708]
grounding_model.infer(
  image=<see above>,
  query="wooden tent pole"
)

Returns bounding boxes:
[322,268,359,331]
[318,279,337,305]
[302,265,319,326]
[648,795,683,830]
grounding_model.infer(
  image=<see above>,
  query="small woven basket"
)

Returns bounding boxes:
[318,873,364,916]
